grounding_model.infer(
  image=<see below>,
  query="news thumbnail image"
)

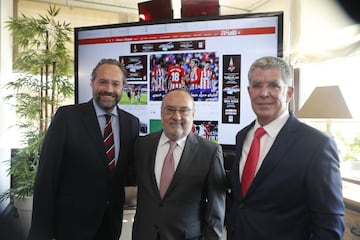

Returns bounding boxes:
[120,83,147,105]
[149,52,220,102]
[119,55,147,82]
[192,120,218,143]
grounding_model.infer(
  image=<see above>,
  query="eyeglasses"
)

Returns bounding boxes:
[163,106,192,116]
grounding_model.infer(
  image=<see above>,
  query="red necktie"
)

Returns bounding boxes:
[159,141,177,198]
[241,127,266,196]
[104,114,115,170]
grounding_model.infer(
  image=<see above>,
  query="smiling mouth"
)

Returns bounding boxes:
[101,94,114,99]
[170,122,182,127]
[257,102,272,106]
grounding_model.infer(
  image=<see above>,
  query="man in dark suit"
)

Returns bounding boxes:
[132,88,226,240]
[28,58,140,240]
[226,56,345,240]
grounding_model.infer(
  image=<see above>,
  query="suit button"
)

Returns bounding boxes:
[154,224,159,230]
[159,202,164,207]
[106,201,110,205]
[238,203,245,208]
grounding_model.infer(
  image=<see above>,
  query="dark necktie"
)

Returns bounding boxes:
[241,127,266,196]
[104,114,115,170]
[159,141,177,198]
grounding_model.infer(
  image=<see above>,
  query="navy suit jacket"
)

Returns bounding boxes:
[132,131,226,240]
[226,113,344,240]
[28,101,139,240]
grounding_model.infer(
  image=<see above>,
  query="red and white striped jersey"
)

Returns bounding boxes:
[167,65,185,89]
[200,68,214,89]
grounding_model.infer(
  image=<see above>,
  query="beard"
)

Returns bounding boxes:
[94,92,121,112]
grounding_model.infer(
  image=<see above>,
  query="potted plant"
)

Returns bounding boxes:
[0,5,73,235]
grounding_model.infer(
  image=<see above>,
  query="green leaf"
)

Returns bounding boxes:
[1,4,74,200]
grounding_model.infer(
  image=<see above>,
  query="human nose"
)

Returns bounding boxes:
[259,86,269,97]
[103,82,114,92]
[171,110,182,119]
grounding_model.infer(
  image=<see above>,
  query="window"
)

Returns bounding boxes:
[298,55,360,203]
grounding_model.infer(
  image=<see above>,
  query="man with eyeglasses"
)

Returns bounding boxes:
[132,88,226,240]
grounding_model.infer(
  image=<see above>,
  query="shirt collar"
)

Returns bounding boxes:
[160,132,187,148]
[92,99,118,117]
[255,111,290,138]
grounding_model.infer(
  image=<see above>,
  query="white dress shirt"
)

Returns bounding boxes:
[155,132,186,187]
[93,100,120,164]
[239,111,290,179]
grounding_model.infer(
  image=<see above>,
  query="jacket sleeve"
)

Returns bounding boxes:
[28,107,67,240]
[307,136,345,239]
[203,144,226,240]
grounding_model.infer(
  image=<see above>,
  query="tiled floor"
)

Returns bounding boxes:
[121,187,227,239]
[119,209,135,240]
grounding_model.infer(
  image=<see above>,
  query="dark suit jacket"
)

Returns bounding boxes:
[132,131,226,240]
[28,101,139,240]
[226,113,345,240]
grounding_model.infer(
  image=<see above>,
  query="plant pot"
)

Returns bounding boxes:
[13,195,33,237]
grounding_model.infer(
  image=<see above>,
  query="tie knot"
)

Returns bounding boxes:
[254,127,266,139]
[105,114,111,123]
[168,140,177,150]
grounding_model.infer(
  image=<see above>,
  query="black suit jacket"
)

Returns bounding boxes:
[28,101,139,240]
[226,113,345,240]
[132,131,226,240]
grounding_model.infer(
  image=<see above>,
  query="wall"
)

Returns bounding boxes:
[17,0,139,27]
[17,0,139,58]
[5,0,360,238]
[0,0,14,213]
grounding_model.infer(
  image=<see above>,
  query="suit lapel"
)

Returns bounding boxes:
[164,133,198,196]
[80,101,109,170]
[146,132,163,197]
[232,123,254,200]
[116,107,125,168]
[247,114,300,195]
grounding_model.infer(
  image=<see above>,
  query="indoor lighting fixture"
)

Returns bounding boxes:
[296,85,352,136]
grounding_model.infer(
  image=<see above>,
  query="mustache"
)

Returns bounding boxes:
[100,92,115,97]
[169,120,182,124]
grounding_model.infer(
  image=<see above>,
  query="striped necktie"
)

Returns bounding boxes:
[104,114,115,170]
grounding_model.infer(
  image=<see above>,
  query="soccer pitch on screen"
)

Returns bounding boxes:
[120,92,148,105]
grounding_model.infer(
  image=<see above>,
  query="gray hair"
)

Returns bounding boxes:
[248,56,293,86]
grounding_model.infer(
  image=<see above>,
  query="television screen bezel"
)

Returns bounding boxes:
[74,11,284,151]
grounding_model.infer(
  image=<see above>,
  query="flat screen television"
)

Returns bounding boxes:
[74,12,283,148]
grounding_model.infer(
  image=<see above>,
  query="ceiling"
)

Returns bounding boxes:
[22,0,360,63]
[27,0,273,16]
